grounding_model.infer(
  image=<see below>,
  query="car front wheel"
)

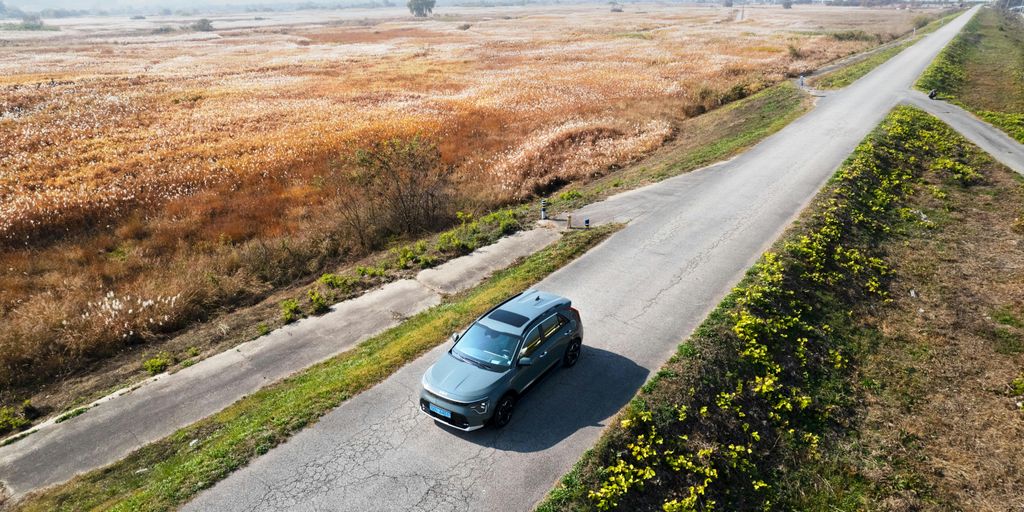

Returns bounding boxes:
[562,338,582,368]
[491,394,516,428]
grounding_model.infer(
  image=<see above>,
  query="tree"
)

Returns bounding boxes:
[723,0,733,7]
[191,18,214,32]
[407,0,435,17]
[20,14,44,30]
[331,136,453,251]
[782,0,793,8]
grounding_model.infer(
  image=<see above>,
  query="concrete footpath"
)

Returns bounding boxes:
[0,227,560,498]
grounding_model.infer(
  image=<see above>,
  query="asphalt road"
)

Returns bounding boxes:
[184,8,980,512]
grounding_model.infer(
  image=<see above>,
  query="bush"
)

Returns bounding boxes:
[559,189,583,201]
[782,0,793,8]
[191,18,214,32]
[0,406,29,436]
[319,273,355,291]
[391,241,432,269]
[355,265,387,278]
[142,353,173,375]
[417,254,437,269]
[308,289,330,315]
[332,136,453,251]
[280,298,301,323]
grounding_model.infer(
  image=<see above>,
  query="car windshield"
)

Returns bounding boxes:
[453,322,520,369]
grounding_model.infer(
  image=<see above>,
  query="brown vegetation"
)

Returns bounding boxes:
[831,158,1024,510]
[0,5,934,405]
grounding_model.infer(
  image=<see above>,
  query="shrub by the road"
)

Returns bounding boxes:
[142,353,173,375]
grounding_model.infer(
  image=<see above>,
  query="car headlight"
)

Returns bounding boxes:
[468,400,488,415]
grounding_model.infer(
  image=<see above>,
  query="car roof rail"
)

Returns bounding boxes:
[476,290,527,321]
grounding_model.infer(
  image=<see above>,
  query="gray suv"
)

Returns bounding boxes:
[419,290,583,431]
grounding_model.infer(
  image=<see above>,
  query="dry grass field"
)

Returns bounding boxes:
[0,4,933,405]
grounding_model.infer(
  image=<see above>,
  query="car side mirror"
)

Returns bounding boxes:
[450,333,460,344]
[518,357,533,367]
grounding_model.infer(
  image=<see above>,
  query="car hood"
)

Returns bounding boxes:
[423,353,507,402]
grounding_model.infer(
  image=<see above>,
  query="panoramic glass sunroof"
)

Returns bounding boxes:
[488,309,530,327]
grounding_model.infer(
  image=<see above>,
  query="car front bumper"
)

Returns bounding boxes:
[419,390,489,431]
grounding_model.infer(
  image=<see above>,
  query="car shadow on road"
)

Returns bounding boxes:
[440,345,648,453]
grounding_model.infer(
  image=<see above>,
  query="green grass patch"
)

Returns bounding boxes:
[14,225,619,512]
[994,306,1024,329]
[657,83,808,175]
[536,106,992,511]
[978,110,1024,144]
[994,327,1023,354]
[54,406,91,424]
[814,41,914,89]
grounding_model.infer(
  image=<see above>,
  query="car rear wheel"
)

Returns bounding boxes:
[491,394,516,428]
[562,338,582,368]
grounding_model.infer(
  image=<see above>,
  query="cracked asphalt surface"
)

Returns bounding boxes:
[184,8,979,512]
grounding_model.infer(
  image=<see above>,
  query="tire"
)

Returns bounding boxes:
[491,394,516,429]
[562,338,582,368]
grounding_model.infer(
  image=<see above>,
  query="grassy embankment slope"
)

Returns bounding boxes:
[537,106,1024,511]
[918,7,1024,142]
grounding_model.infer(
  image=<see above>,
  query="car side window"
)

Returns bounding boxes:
[521,325,543,357]
[539,314,566,339]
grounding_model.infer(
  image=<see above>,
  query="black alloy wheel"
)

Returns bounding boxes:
[563,338,582,368]
[492,394,516,428]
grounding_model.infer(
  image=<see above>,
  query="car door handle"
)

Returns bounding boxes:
[539,351,548,358]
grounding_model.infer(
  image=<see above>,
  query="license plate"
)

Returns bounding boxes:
[428,403,452,419]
